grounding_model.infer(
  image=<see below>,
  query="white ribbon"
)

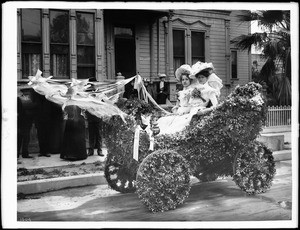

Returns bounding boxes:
[133,125,141,161]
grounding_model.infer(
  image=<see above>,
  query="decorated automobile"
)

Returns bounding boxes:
[27,69,276,213]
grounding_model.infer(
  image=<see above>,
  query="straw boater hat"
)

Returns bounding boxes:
[158,73,167,79]
[190,61,215,78]
[175,64,193,81]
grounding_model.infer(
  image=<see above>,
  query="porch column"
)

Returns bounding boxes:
[166,11,176,103]
[225,19,231,86]
[167,12,174,78]
[95,9,105,81]
[150,21,155,80]
[42,9,50,78]
[70,10,77,79]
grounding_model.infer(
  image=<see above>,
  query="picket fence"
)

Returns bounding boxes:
[266,105,291,127]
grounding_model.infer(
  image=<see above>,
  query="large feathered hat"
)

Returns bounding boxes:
[190,61,215,78]
[175,64,193,81]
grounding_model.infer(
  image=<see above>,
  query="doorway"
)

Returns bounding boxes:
[114,26,136,79]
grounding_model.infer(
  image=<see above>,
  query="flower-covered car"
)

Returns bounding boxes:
[103,82,275,213]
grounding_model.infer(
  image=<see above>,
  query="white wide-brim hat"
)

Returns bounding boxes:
[175,64,193,81]
[190,61,215,78]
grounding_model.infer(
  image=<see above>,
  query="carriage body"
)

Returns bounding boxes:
[103,82,276,212]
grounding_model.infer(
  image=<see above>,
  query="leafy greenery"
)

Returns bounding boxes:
[231,10,291,105]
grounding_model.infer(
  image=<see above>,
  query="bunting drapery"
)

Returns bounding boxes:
[27,70,171,122]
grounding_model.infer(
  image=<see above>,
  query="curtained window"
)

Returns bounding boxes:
[50,10,70,79]
[76,12,95,79]
[21,9,42,79]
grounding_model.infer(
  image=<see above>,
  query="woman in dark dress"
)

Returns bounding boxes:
[60,105,87,161]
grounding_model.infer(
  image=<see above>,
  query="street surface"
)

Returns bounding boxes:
[17,161,293,222]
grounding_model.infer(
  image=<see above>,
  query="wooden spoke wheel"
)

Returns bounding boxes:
[104,154,137,193]
[233,141,276,195]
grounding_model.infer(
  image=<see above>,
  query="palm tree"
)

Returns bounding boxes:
[231,10,291,106]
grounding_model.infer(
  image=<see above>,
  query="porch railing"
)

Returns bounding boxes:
[266,105,291,127]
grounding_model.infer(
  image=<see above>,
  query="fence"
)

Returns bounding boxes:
[266,105,291,127]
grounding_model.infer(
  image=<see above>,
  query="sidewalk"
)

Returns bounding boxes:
[17,130,293,195]
[17,149,107,170]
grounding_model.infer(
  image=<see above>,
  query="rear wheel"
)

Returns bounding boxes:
[104,154,137,193]
[233,142,276,194]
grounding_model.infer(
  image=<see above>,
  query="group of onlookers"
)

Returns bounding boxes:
[123,73,170,105]
[17,89,104,161]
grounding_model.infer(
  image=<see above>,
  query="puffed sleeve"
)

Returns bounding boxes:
[207,73,223,96]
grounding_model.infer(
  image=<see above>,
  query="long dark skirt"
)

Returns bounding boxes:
[60,105,87,161]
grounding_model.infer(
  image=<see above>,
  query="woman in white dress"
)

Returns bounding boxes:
[190,61,223,97]
[156,65,194,135]
[188,62,222,116]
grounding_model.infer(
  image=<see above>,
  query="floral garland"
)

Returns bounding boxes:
[136,149,191,212]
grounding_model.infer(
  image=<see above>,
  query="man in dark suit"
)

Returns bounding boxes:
[156,73,169,104]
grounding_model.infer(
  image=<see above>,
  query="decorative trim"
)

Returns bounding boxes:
[172,18,211,28]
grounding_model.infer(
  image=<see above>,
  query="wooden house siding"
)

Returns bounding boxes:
[229,10,251,85]
[17,9,251,96]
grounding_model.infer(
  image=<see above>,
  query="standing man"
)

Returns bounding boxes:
[86,111,104,157]
[156,73,169,104]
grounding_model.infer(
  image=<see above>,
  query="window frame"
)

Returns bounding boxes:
[76,11,96,79]
[20,8,43,79]
[173,29,187,71]
[231,49,238,79]
[49,9,70,79]
[190,30,205,64]
[172,26,207,69]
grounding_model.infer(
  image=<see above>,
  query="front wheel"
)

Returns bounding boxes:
[233,141,276,195]
[136,149,191,212]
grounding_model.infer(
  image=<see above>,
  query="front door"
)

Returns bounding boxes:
[114,26,136,79]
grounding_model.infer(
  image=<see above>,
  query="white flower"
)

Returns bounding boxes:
[250,94,264,106]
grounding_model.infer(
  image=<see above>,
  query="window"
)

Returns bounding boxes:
[173,29,205,71]
[173,30,185,71]
[21,9,42,79]
[76,12,95,79]
[191,31,205,64]
[50,10,69,79]
[231,50,238,79]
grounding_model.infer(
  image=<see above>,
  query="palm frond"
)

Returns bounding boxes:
[231,33,267,52]
[235,11,260,22]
